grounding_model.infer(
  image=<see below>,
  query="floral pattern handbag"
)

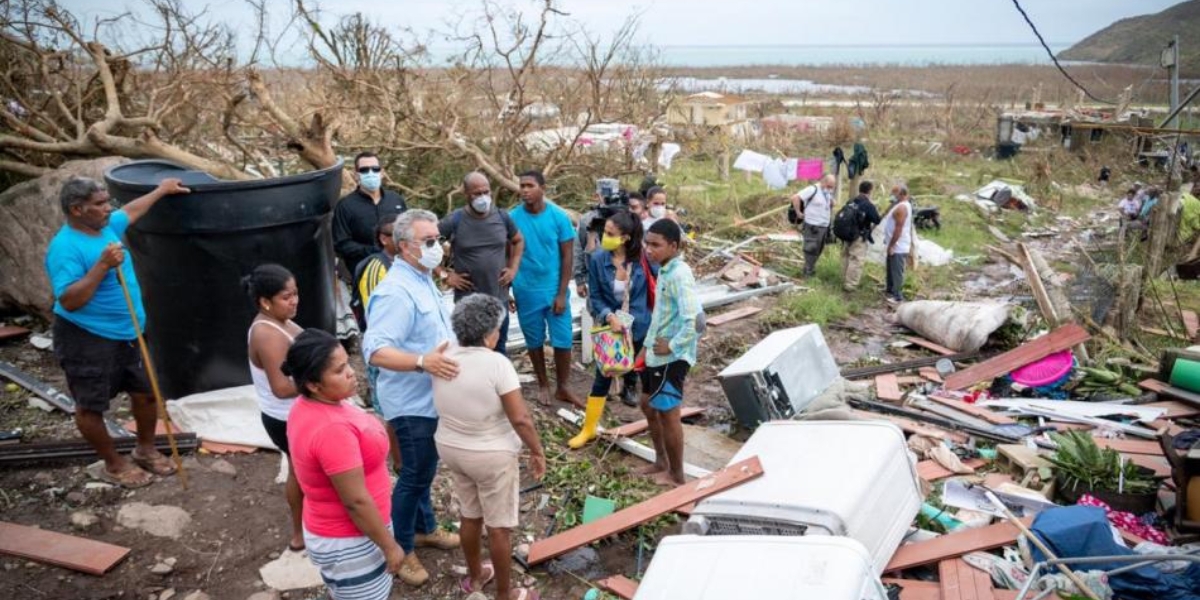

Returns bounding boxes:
[591,265,635,377]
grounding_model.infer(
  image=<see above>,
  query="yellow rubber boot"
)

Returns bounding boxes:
[568,396,606,449]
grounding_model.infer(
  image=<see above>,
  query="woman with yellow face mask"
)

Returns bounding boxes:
[567,211,658,449]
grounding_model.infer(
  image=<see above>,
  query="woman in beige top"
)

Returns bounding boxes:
[432,294,546,600]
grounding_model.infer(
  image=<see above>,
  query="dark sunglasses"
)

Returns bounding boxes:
[415,236,445,248]
[357,166,382,174]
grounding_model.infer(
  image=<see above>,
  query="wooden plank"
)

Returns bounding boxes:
[897,376,925,385]
[905,335,958,356]
[850,409,969,444]
[876,374,903,402]
[0,325,30,341]
[603,407,705,438]
[927,395,1017,425]
[1141,326,1188,340]
[705,306,763,327]
[920,367,943,383]
[939,560,963,600]
[1093,437,1164,457]
[1124,454,1171,478]
[841,351,982,380]
[597,575,639,600]
[943,324,1090,391]
[1138,379,1200,407]
[0,521,130,575]
[1184,310,1199,339]
[965,556,996,600]
[886,519,1030,572]
[1142,399,1200,419]
[882,579,941,600]
[917,458,988,482]
[526,456,764,565]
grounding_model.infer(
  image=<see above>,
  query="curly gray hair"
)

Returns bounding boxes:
[451,294,506,348]
[59,177,105,215]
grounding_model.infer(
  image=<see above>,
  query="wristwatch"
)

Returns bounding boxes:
[415,354,425,373]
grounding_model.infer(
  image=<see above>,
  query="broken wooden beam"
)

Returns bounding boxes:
[904,336,957,356]
[526,456,764,565]
[0,521,130,575]
[705,306,763,327]
[942,324,1091,391]
[919,367,943,383]
[916,458,988,483]
[0,325,30,341]
[885,518,1030,572]
[875,374,903,402]
[603,407,705,438]
[927,395,1017,425]
[850,409,968,444]
[597,575,639,600]
[841,351,982,380]
[940,558,998,600]
[1139,378,1200,408]
[0,433,198,464]
[1092,437,1164,457]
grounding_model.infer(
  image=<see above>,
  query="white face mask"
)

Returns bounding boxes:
[649,205,667,219]
[415,240,444,270]
[470,194,492,214]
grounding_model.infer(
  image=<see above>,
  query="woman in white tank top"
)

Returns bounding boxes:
[244,264,305,552]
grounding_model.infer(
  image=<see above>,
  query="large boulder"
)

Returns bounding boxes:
[0,157,130,319]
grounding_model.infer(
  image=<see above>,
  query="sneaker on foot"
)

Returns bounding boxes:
[415,529,461,550]
[399,553,429,586]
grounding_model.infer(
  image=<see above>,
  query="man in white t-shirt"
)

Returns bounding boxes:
[790,173,837,277]
[882,186,914,304]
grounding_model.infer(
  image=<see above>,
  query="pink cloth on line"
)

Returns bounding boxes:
[796,159,823,180]
[1077,494,1169,545]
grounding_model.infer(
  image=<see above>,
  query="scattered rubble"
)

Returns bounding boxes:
[116,503,192,539]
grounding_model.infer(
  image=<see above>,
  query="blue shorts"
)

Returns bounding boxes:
[645,360,689,412]
[514,290,572,350]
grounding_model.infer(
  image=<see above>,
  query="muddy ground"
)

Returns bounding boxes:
[0,205,1162,599]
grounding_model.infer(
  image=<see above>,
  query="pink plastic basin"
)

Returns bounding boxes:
[1010,349,1075,387]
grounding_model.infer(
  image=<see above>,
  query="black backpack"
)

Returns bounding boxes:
[832,200,862,242]
[787,186,819,225]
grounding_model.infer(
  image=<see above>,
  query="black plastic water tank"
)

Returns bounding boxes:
[104,159,343,399]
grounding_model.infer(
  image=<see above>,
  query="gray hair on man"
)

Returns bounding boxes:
[393,209,439,244]
[59,177,105,214]
[450,294,506,347]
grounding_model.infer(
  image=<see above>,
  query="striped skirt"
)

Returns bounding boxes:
[304,526,393,600]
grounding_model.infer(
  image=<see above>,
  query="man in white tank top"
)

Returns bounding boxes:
[882,186,914,304]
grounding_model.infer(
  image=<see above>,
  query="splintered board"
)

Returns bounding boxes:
[526,456,763,565]
[942,324,1090,391]
[0,521,130,575]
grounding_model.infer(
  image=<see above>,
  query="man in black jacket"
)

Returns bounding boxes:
[333,151,408,277]
[841,180,881,292]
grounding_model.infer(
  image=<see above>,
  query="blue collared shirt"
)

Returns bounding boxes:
[362,260,454,420]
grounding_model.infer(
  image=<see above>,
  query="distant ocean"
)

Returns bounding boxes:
[654,44,1071,67]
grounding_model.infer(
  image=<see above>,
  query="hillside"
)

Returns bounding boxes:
[1058,0,1200,71]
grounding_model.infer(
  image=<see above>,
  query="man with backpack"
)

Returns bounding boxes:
[789,174,837,277]
[834,180,882,293]
[439,171,526,355]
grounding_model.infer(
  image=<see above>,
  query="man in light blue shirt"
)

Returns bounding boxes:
[363,209,462,586]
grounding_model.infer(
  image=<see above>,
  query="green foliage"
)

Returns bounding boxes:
[1046,430,1157,494]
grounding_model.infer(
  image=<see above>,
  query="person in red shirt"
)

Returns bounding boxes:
[284,329,402,600]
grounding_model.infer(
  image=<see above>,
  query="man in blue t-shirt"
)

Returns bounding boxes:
[509,170,582,408]
[45,176,190,488]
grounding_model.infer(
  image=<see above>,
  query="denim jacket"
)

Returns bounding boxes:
[587,248,657,343]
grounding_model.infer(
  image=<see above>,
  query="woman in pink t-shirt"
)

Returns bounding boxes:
[283,329,401,600]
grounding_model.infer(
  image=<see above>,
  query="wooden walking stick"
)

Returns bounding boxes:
[114,266,187,489]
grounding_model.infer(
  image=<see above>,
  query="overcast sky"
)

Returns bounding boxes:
[55,0,1182,54]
